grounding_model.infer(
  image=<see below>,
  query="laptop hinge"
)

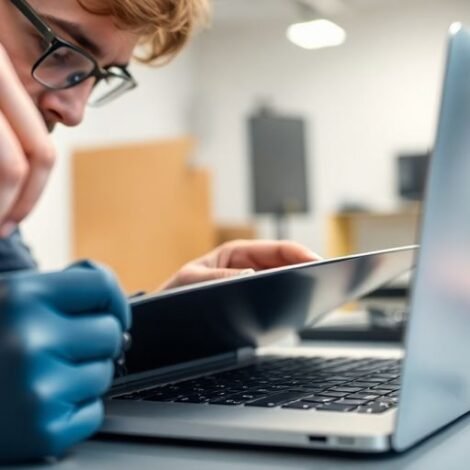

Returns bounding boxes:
[237,347,256,362]
[110,348,255,395]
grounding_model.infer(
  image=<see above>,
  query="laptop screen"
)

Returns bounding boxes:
[116,246,416,382]
[394,24,470,450]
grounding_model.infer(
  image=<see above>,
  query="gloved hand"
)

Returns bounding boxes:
[0,260,130,463]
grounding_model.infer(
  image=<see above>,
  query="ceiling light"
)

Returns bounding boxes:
[286,19,346,50]
[449,22,462,36]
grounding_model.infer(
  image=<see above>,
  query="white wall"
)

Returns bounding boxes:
[192,0,470,254]
[21,0,470,269]
[21,49,197,270]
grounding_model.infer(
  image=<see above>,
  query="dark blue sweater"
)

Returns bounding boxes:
[0,229,37,272]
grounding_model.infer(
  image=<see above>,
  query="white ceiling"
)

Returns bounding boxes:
[212,0,409,25]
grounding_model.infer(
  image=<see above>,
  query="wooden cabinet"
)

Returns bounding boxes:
[72,138,216,293]
[327,206,421,257]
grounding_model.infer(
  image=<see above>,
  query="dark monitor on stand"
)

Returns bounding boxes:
[248,111,310,238]
[397,153,430,201]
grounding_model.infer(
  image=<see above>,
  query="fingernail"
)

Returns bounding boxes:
[240,269,256,276]
[0,222,16,238]
[307,249,322,260]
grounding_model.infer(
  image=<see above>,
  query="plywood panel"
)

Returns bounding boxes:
[72,138,216,293]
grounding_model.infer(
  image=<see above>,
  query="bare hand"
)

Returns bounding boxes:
[0,45,55,237]
[159,239,321,290]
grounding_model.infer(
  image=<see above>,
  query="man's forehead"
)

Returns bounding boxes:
[30,0,138,64]
[44,15,105,58]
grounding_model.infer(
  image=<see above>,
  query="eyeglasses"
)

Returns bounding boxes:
[11,0,138,107]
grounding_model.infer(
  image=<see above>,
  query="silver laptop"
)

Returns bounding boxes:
[103,23,470,453]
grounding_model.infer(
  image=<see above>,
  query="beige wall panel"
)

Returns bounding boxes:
[72,138,215,293]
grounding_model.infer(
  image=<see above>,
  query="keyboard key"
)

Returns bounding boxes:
[356,403,394,414]
[316,403,357,412]
[209,397,246,405]
[245,391,308,408]
[295,388,327,395]
[305,382,334,389]
[334,399,368,406]
[317,391,349,398]
[134,387,168,399]
[254,386,288,393]
[235,391,268,400]
[144,392,182,402]
[373,374,399,380]
[346,393,380,401]
[303,396,336,404]
[210,392,267,405]
[361,377,388,383]
[340,371,371,378]
[113,393,140,400]
[376,397,399,406]
[368,388,392,395]
[379,384,400,391]
[330,386,363,393]
[176,395,211,404]
[282,401,316,410]
[201,390,230,398]
[348,381,383,388]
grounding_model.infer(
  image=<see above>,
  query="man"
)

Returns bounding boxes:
[0,0,319,463]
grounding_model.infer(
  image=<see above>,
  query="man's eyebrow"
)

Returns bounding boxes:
[43,15,105,59]
[41,15,130,68]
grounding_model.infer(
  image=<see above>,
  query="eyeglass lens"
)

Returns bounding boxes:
[34,46,132,106]
[89,68,134,106]
[34,45,95,88]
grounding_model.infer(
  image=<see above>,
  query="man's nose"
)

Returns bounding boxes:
[39,79,95,128]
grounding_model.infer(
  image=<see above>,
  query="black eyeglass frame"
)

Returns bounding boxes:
[10,0,137,104]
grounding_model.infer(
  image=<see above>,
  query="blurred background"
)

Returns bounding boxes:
[21,0,470,293]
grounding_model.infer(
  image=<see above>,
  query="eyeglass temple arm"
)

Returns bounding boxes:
[10,0,55,42]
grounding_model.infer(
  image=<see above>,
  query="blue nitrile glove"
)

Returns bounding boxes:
[0,260,130,463]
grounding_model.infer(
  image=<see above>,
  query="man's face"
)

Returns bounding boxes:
[0,0,139,131]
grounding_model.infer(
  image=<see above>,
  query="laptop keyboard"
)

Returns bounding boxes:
[112,356,401,414]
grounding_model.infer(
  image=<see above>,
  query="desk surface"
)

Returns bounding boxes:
[14,414,470,470]
[13,340,470,469]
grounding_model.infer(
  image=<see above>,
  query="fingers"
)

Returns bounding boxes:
[0,47,51,153]
[0,45,55,236]
[49,313,123,362]
[38,357,115,405]
[0,263,129,362]
[162,266,255,289]
[0,111,27,227]
[3,155,54,230]
[23,358,112,458]
[160,240,321,290]
[47,399,104,457]
[220,240,321,270]
[37,261,131,330]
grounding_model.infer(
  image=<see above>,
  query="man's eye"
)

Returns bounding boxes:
[65,71,88,86]
[50,48,72,64]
